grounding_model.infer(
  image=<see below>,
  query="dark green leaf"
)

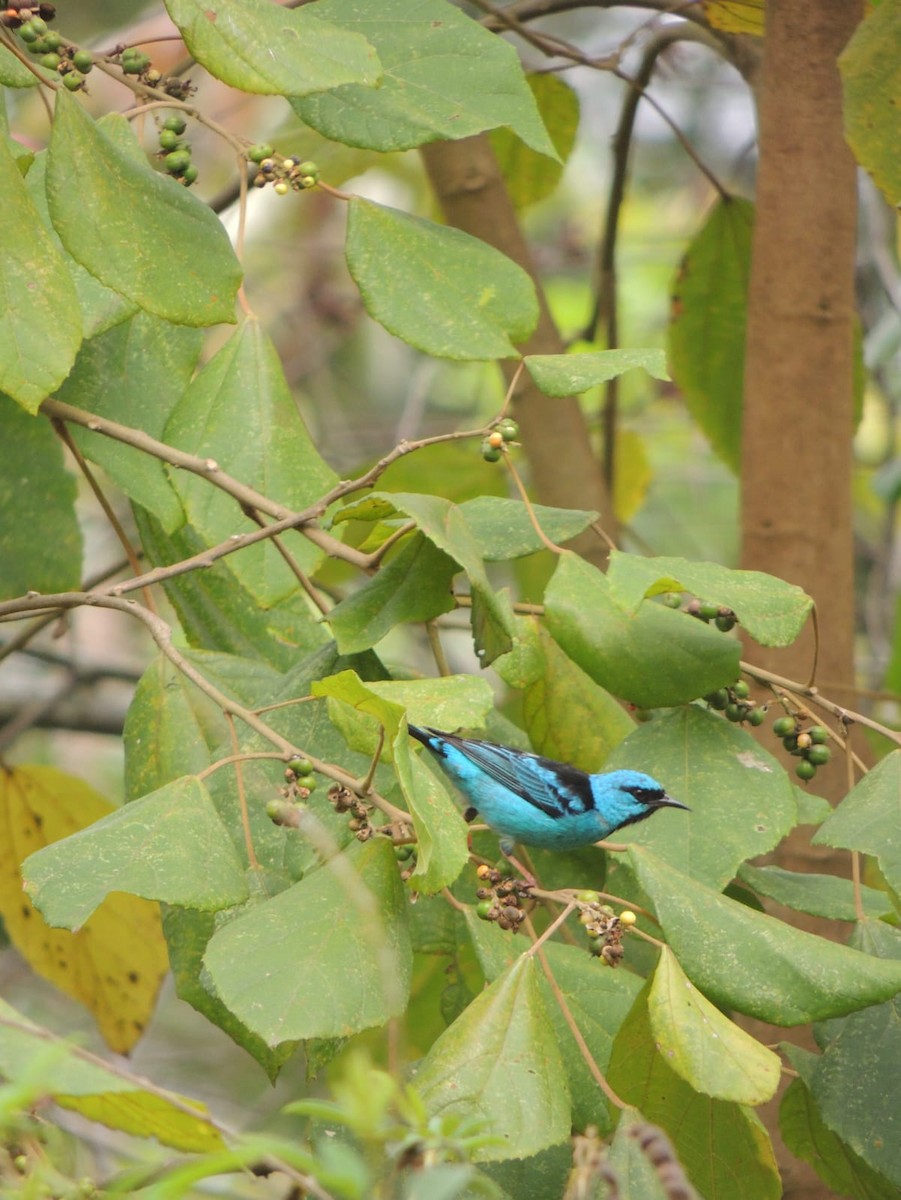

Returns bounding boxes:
[0,396,81,598]
[327,533,457,653]
[47,93,241,326]
[812,749,901,895]
[608,981,781,1199]
[23,778,249,927]
[458,496,598,560]
[667,197,753,472]
[840,1,901,208]
[629,846,901,1024]
[164,318,338,604]
[606,550,813,648]
[544,551,740,707]
[604,707,796,889]
[165,0,380,96]
[490,74,579,209]
[806,920,901,1188]
[203,838,412,1043]
[649,946,780,1105]
[0,137,81,411]
[413,956,571,1162]
[57,312,202,531]
[524,348,669,397]
[292,0,557,157]
[345,198,538,360]
[780,1073,899,1200]
[738,863,894,921]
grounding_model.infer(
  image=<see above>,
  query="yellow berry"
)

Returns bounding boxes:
[619,910,637,926]
[274,180,290,195]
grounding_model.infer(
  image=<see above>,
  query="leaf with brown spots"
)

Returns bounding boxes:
[0,765,168,1054]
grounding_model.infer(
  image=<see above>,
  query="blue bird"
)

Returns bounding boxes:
[408,724,687,852]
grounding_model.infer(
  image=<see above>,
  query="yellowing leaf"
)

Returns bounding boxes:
[613,429,652,523]
[703,0,765,34]
[0,765,167,1053]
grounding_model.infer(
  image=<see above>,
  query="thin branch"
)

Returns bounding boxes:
[504,454,564,555]
[226,713,260,870]
[426,620,452,677]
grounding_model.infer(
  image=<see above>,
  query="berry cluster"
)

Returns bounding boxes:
[704,679,766,726]
[327,779,374,842]
[685,597,738,632]
[481,418,519,463]
[265,755,319,828]
[248,146,320,195]
[576,890,636,966]
[2,6,96,91]
[772,716,831,781]
[117,45,194,99]
[474,862,531,930]
[392,840,418,882]
[156,113,197,185]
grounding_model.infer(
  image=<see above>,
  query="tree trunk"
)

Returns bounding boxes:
[741,3,863,1194]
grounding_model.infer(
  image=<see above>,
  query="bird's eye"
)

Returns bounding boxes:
[627,786,664,803]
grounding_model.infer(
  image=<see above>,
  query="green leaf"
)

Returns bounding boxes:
[163,318,338,604]
[345,198,538,360]
[24,149,137,340]
[649,946,780,1105]
[629,845,901,1024]
[605,1110,693,1200]
[490,74,579,209]
[57,312,203,531]
[163,907,297,1082]
[327,533,457,653]
[840,0,901,208]
[47,93,241,326]
[458,496,598,560]
[608,982,781,1199]
[203,838,412,1044]
[812,749,901,895]
[524,348,669,397]
[311,669,474,893]
[544,551,740,707]
[738,863,894,921]
[496,619,634,771]
[336,491,516,663]
[413,956,571,1162]
[0,396,82,598]
[805,920,901,1188]
[604,707,797,889]
[0,137,81,411]
[0,44,39,87]
[606,550,813,648]
[0,999,224,1152]
[22,778,249,927]
[667,197,754,472]
[291,0,557,157]
[780,1073,900,1200]
[164,0,379,96]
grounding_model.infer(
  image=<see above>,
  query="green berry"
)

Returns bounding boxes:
[783,734,800,754]
[662,592,682,609]
[300,174,317,189]
[575,890,600,904]
[726,702,748,723]
[297,159,319,177]
[158,128,182,151]
[806,744,831,766]
[181,164,198,184]
[732,680,751,700]
[30,16,48,35]
[248,142,274,163]
[747,707,767,727]
[29,36,49,54]
[163,114,187,135]
[481,438,502,462]
[773,716,796,738]
[122,51,150,74]
[164,149,191,175]
[19,22,38,43]
[795,760,817,781]
[704,689,729,710]
[698,601,720,621]
[808,725,829,744]
[72,49,93,73]
[497,418,520,442]
[394,843,415,861]
[715,613,736,632]
[43,31,62,50]
[40,52,61,70]
[288,756,314,778]
[476,900,495,921]
[62,71,83,90]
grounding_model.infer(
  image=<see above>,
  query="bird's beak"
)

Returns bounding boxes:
[659,794,690,812]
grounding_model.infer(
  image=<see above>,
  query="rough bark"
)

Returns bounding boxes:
[740,3,863,1195]
[420,136,615,564]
